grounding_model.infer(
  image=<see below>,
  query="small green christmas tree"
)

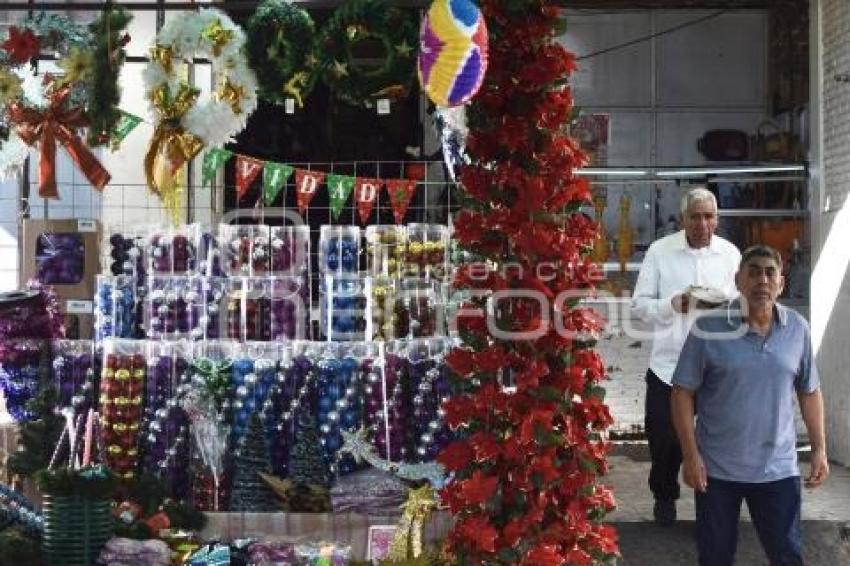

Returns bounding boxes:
[7,387,65,477]
[229,414,277,512]
[287,414,330,488]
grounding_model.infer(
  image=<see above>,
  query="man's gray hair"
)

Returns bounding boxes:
[680,187,718,216]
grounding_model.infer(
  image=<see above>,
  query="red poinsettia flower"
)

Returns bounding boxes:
[458,470,499,506]
[456,514,499,553]
[437,440,473,472]
[445,348,475,378]
[2,27,40,64]
[522,544,566,566]
[468,431,502,462]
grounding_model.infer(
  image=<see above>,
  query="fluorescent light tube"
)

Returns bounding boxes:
[575,168,648,176]
[655,165,805,177]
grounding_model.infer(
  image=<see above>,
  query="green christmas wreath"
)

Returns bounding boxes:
[314,0,417,107]
[86,6,132,147]
[246,0,317,108]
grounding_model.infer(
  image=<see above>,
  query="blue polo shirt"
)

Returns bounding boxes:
[671,302,819,483]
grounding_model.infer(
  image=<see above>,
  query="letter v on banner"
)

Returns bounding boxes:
[355,178,383,225]
[234,155,264,201]
[295,169,326,215]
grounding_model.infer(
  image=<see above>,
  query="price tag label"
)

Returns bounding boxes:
[66,300,93,314]
[77,219,97,233]
[285,98,296,114]
[377,98,390,115]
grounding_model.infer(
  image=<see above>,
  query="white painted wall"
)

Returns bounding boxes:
[811,0,850,466]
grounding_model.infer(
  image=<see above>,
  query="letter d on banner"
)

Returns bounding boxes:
[295,169,326,215]
[355,178,383,224]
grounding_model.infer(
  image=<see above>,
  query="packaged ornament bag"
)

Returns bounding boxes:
[142,341,191,500]
[392,278,446,339]
[314,343,366,477]
[269,225,310,274]
[268,275,308,340]
[364,342,411,462]
[226,276,271,341]
[228,341,279,511]
[147,225,199,275]
[221,224,272,276]
[271,341,317,478]
[365,225,408,277]
[406,338,453,462]
[94,275,138,340]
[185,340,234,511]
[196,228,225,277]
[147,276,192,339]
[100,338,146,480]
[319,225,361,274]
[319,275,367,342]
[185,276,226,340]
[52,339,95,415]
[366,276,398,341]
[35,232,86,285]
[406,223,449,279]
[104,228,146,278]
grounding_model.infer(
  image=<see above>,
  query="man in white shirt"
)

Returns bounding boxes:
[630,187,741,526]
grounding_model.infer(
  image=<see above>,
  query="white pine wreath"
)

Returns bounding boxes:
[143,8,258,148]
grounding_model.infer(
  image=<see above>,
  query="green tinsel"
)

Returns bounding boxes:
[6,387,65,479]
[245,0,317,108]
[86,6,132,147]
[34,465,118,499]
[313,0,418,107]
[0,527,42,566]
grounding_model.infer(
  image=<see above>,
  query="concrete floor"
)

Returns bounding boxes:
[605,445,850,565]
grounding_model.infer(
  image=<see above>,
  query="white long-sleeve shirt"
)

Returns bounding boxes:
[630,230,741,384]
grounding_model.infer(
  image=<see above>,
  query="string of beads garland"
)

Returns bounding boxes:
[313,0,418,107]
[245,0,317,108]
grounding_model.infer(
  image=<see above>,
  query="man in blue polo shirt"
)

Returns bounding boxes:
[671,245,829,566]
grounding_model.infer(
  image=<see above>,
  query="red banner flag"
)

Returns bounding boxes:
[354,177,383,225]
[234,155,264,201]
[295,169,326,215]
[386,179,417,224]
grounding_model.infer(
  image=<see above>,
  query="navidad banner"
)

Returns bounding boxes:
[200,150,425,225]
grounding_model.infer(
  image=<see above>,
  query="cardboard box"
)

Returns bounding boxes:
[21,219,100,301]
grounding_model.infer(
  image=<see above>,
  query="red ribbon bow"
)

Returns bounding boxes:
[8,86,111,199]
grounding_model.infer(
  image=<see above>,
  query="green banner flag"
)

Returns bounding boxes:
[201,148,233,187]
[263,162,294,205]
[111,111,143,145]
[326,173,356,220]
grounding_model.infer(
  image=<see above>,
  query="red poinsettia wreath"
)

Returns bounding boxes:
[438,1,620,565]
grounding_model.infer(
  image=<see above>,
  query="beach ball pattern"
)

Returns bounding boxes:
[418,0,488,107]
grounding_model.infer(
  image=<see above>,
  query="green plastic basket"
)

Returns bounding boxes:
[42,494,113,566]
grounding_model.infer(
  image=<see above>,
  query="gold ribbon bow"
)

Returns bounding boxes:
[389,485,439,560]
[144,82,204,224]
[8,86,111,199]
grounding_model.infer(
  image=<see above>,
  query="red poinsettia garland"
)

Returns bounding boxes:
[440,1,619,564]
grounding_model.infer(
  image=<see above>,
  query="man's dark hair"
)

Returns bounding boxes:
[740,244,783,272]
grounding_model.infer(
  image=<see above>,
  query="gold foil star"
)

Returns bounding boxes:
[395,40,414,58]
[217,78,247,115]
[332,59,349,78]
[283,71,309,108]
[149,45,174,74]
[202,19,234,57]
